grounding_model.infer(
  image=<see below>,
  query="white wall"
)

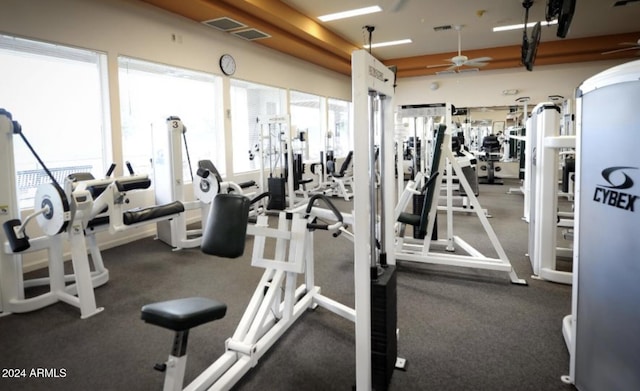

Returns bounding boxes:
[395,60,629,108]
[0,0,351,270]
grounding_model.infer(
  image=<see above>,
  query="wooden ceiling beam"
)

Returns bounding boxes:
[219,0,359,60]
[386,32,640,77]
[142,0,352,75]
[141,1,639,78]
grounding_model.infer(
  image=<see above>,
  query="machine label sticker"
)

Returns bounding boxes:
[592,166,638,212]
[369,65,385,82]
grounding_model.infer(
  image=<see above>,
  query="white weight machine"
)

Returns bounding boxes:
[395,118,527,285]
[1,109,184,318]
[396,103,482,214]
[154,116,256,250]
[562,59,640,391]
[527,103,574,285]
[140,49,401,391]
[255,114,303,209]
[351,49,400,390]
[142,193,354,391]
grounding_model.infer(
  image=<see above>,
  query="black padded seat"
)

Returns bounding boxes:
[141,297,227,331]
[299,178,313,188]
[397,212,420,226]
[122,201,184,225]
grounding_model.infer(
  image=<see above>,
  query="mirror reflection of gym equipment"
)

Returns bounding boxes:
[394,103,527,285]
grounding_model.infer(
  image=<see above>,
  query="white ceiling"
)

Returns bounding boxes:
[282,0,640,60]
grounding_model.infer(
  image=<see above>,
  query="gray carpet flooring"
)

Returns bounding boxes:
[0,178,576,391]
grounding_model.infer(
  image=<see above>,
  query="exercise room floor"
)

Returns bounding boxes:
[0,178,576,391]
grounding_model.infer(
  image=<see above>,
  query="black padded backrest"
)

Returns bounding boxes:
[201,194,250,258]
[482,135,501,152]
[418,124,446,236]
[338,151,353,175]
[198,159,224,183]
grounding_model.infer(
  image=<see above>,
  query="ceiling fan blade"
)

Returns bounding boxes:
[466,56,492,63]
[602,46,640,55]
[446,64,458,71]
[465,61,489,67]
[426,62,453,69]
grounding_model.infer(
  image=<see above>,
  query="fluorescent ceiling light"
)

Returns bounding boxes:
[364,39,412,49]
[493,19,557,32]
[318,6,382,22]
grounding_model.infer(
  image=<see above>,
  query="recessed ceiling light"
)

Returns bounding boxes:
[364,39,412,49]
[318,6,382,22]
[493,19,557,32]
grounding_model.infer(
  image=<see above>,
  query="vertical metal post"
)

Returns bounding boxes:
[378,94,387,266]
[368,91,378,275]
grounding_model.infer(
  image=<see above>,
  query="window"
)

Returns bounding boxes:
[327,98,353,158]
[230,79,286,174]
[118,57,224,180]
[289,90,324,161]
[0,34,109,209]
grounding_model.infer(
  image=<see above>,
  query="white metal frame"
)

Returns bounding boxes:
[351,49,397,390]
[528,103,574,285]
[1,111,108,319]
[256,114,302,209]
[154,116,207,250]
[170,209,353,391]
[394,124,527,285]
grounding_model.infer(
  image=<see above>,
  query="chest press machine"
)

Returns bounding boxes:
[141,193,351,391]
[1,109,184,319]
[141,50,400,391]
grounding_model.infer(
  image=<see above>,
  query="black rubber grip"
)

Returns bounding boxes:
[307,223,329,230]
[3,219,30,252]
[305,194,343,223]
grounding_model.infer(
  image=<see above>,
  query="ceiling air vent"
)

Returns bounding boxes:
[231,28,271,41]
[433,25,452,32]
[203,17,247,31]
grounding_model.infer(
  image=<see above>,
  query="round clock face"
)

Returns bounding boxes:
[220,54,236,76]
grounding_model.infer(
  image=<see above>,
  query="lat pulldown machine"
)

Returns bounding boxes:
[141,193,353,391]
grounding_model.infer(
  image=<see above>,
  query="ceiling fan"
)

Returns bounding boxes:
[427,25,493,71]
[602,38,640,55]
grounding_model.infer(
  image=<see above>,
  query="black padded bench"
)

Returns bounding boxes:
[141,297,227,361]
[123,201,184,226]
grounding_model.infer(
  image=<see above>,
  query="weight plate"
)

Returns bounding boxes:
[34,183,70,235]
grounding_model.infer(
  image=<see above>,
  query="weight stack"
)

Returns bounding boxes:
[267,177,286,210]
[371,265,397,391]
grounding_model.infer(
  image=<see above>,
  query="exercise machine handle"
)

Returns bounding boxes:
[3,219,30,252]
[305,194,343,223]
[106,163,116,178]
[250,192,271,205]
[125,161,135,175]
